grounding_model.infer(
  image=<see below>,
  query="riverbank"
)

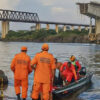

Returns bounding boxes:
[2,29,91,43]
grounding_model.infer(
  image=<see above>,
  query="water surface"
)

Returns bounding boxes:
[0,42,100,100]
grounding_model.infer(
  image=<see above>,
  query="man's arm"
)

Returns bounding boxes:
[28,58,33,74]
[10,57,16,72]
[31,55,37,69]
[51,69,55,84]
[51,55,56,84]
[60,62,66,72]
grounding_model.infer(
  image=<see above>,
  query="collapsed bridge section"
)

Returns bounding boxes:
[77,1,100,42]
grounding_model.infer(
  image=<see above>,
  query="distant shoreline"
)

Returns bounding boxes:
[1,29,96,43]
[2,36,92,43]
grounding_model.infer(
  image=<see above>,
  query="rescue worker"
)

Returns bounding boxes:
[11,46,32,100]
[70,55,82,79]
[70,55,81,72]
[60,62,77,85]
[31,43,56,100]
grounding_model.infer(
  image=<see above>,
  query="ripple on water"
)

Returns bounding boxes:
[0,42,100,100]
[79,91,100,100]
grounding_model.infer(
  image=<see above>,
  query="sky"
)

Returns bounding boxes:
[0,0,99,31]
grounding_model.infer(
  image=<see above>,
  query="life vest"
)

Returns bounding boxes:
[72,61,78,71]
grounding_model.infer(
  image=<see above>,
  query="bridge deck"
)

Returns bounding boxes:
[77,1,100,18]
[0,9,93,27]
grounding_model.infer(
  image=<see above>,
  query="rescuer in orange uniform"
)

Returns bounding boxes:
[60,62,77,85]
[70,55,82,79]
[70,55,81,72]
[31,43,56,100]
[11,46,32,100]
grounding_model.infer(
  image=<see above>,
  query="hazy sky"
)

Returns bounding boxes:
[0,0,99,31]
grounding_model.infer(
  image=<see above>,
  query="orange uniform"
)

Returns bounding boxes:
[31,51,56,100]
[74,60,81,72]
[60,62,77,82]
[11,52,32,99]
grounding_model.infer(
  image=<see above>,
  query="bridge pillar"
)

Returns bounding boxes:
[55,24,58,33]
[96,18,100,35]
[36,24,38,30]
[36,23,41,30]
[71,26,74,31]
[85,27,88,31]
[46,24,50,30]
[78,26,81,31]
[2,21,9,38]
[89,26,92,35]
[63,25,66,32]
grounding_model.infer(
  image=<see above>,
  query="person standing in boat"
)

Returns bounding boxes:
[60,62,77,85]
[11,46,32,100]
[70,55,82,79]
[53,58,63,86]
[31,43,56,100]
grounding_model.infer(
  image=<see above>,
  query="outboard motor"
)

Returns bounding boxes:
[79,67,86,76]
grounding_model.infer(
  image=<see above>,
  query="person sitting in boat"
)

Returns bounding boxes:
[70,55,82,79]
[60,62,77,86]
[53,58,63,86]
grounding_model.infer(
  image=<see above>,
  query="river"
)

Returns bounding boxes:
[0,42,100,100]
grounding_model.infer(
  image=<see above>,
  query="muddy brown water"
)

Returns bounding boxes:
[0,42,100,100]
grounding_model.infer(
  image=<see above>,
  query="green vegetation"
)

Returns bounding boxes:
[4,29,89,43]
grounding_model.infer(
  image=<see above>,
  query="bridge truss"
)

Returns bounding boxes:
[0,9,39,22]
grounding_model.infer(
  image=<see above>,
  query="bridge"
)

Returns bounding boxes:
[0,9,91,38]
[77,1,100,41]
